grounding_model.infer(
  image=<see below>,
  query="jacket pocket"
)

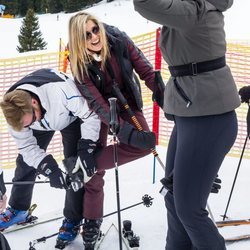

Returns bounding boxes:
[173,78,192,108]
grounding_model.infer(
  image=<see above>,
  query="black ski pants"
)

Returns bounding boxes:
[164,111,237,250]
[9,119,84,221]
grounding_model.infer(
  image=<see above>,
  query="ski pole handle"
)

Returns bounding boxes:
[108,97,119,134]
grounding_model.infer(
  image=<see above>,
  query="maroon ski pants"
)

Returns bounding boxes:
[83,110,151,219]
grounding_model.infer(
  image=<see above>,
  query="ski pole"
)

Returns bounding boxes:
[221,105,250,221]
[4,180,50,185]
[112,84,165,170]
[28,194,153,250]
[109,97,123,250]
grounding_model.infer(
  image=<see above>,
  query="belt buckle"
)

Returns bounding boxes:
[191,62,198,76]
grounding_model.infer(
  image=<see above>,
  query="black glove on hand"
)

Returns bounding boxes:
[210,175,222,194]
[37,155,68,189]
[76,139,97,178]
[160,176,173,193]
[152,71,165,108]
[63,157,84,192]
[118,122,156,150]
[239,86,250,103]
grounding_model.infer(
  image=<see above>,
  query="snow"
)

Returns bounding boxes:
[1,0,250,249]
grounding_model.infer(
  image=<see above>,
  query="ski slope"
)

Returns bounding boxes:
[1,0,250,249]
[3,148,250,250]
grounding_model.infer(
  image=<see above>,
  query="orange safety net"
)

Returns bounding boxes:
[1,31,250,169]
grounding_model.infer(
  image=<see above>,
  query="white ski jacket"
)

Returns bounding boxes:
[7,69,101,169]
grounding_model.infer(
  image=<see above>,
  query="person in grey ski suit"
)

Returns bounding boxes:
[134,0,240,249]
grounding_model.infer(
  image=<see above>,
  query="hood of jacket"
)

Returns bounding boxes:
[206,0,233,11]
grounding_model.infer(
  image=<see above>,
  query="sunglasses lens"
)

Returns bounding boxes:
[86,26,99,40]
[92,26,99,35]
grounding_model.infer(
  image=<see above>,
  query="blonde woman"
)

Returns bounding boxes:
[68,12,162,247]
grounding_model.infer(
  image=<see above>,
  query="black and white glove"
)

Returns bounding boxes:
[118,122,156,150]
[63,156,84,192]
[37,155,68,189]
[74,139,97,181]
[239,86,250,103]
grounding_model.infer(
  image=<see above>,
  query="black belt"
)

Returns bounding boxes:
[168,56,226,77]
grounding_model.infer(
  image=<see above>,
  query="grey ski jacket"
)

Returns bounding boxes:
[134,0,240,117]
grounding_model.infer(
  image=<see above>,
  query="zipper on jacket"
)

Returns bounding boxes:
[173,78,192,108]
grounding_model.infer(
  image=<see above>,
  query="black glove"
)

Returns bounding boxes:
[76,139,97,178]
[160,176,173,193]
[239,86,250,103]
[152,71,165,108]
[210,175,222,194]
[118,122,156,150]
[37,155,68,189]
[63,156,84,192]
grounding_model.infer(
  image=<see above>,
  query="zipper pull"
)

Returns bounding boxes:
[186,101,192,108]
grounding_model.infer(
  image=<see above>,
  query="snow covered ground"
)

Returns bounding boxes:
[1,0,250,249]
[3,148,250,250]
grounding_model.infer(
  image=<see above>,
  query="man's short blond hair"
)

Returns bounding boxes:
[0,90,32,131]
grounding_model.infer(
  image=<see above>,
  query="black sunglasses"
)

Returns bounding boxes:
[24,109,36,128]
[86,25,100,41]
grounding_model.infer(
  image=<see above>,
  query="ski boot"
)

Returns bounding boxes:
[0,206,30,231]
[122,220,140,248]
[82,218,102,250]
[55,218,81,249]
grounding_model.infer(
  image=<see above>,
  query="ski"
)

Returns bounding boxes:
[3,209,63,234]
[216,218,250,228]
[225,234,250,243]
[95,223,130,250]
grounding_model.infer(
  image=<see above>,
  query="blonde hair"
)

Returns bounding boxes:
[68,11,110,82]
[0,90,32,131]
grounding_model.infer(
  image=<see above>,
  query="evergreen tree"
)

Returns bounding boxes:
[17,8,47,53]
